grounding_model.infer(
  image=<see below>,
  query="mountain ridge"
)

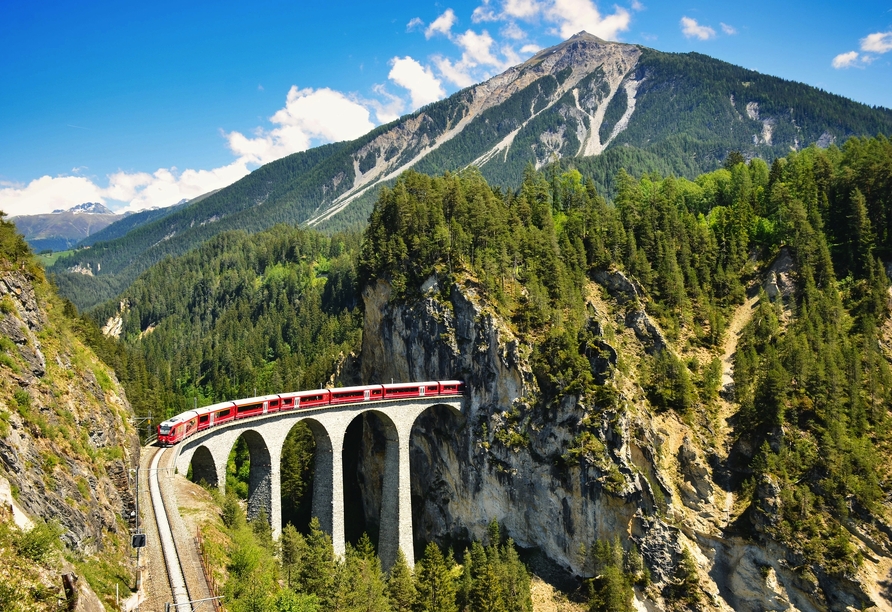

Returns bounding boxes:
[49,33,892,310]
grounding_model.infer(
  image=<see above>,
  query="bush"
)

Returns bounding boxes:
[15,521,62,563]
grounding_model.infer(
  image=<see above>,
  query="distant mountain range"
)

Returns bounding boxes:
[49,32,892,310]
[12,202,122,252]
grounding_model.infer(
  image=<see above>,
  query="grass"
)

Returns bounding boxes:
[35,250,73,267]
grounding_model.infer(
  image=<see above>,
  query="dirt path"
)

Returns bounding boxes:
[719,292,760,391]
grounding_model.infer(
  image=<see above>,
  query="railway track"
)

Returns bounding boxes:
[148,447,192,611]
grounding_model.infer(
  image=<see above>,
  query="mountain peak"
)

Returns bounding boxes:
[51,202,115,215]
[567,31,608,43]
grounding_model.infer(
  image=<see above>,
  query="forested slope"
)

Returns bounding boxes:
[86,134,892,609]
[49,35,892,312]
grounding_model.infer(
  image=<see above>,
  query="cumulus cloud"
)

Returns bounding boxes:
[470,0,633,41]
[1,85,384,216]
[832,51,861,69]
[433,56,478,88]
[547,0,631,40]
[720,22,736,35]
[503,0,542,19]
[426,9,457,38]
[0,176,107,217]
[388,57,446,109]
[681,16,716,40]
[861,31,892,53]
[226,86,375,165]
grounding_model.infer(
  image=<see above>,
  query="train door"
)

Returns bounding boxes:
[419,385,426,396]
[263,401,268,415]
[363,389,370,401]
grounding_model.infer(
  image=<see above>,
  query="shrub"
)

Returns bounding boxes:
[15,520,62,563]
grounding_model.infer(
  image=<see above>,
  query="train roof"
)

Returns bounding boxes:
[232,394,280,404]
[279,388,329,397]
[161,410,198,426]
[193,401,236,415]
[328,384,384,393]
[382,381,440,389]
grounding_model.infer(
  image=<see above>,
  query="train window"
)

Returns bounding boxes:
[283,398,294,406]
[217,409,231,418]
[199,415,209,424]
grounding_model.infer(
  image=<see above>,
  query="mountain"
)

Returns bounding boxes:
[49,33,892,311]
[76,190,220,248]
[0,215,140,610]
[87,140,892,609]
[11,202,121,253]
[52,202,115,215]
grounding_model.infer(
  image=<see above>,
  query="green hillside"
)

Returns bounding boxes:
[50,39,892,312]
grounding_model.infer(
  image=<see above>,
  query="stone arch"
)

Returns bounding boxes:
[229,429,273,523]
[278,418,326,533]
[188,445,217,487]
[344,409,401,567]
[408,401,467,560]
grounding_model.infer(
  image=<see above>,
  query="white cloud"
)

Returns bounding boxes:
[680,16,715,40]
[388,57,446,109]
[1,175,107,217]
[720,22,736,35]
[433,55,477,87]
[504,0,542,19]
[367,84,407,124]
[456,29,503,67]
[2,85,385,216]
[861,31,892,54]
[832,51,861,69]
[630,0,644,11]
[226,86,375,165]
[547,0,631,40]
[501,22,528,40]
[407,17,424,31]
[426,9,457,39]
[520,43,541,54]
[472,1,500,22]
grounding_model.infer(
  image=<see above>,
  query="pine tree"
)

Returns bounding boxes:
[415,542,457,612]
[387,549,417,612]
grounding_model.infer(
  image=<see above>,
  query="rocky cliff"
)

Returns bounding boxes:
[353,270,892,611]
[0,266,139,611]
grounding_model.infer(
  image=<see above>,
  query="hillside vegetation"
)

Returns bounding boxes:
[358,137,892,604]
[48,38,892,312]
[0,212,139,610]
[90,134,892,608]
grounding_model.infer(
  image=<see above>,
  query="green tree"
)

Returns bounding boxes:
[415,542,457,612]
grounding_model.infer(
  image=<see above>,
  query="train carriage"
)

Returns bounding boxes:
[278,388,331,410]
[158,411,199,446]
[158,381,465,445]
[329,385,384,404]
[383,381,439,399]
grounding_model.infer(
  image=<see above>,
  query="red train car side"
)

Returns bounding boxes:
[158,381,464,446]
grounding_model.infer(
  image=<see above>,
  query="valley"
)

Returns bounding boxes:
[1,31,892,612]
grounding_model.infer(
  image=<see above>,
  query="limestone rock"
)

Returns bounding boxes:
[677,436,713,505]
[624,310,667,354]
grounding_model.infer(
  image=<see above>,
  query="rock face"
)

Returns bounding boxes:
[0,268,139,609]
[354,272,892,610]
[359,276,655,573]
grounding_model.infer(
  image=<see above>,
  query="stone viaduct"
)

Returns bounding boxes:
[170,396,462,568]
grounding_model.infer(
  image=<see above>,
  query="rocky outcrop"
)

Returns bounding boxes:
[358,275,667,578]
[0,268,139,609]
[355,272,892,610]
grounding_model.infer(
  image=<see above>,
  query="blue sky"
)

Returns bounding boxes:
[2,0,891,217]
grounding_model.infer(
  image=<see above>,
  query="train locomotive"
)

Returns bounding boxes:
[156,380,465,446]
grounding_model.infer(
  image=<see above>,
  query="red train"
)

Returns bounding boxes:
[157,381,465,446]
